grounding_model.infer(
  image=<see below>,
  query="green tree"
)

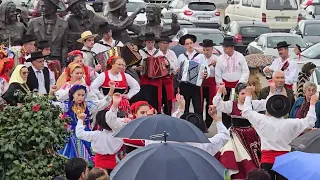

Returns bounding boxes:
[0,91,70,179]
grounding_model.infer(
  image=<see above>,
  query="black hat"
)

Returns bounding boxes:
[38,40,50,50]
[266,95,291,118]
[199,39,216,47]
[179,34,196,45]
[26,51,47,62]
[98,22,111,34]
[66,0,85,11]
[220,36,236,46]
[180,112,206,133]
[44,0,61,9]
[158,36,172,43]
[274,41,290,49]
[21,34,37,44]
[141,32,157,41]
[95,110,112,131]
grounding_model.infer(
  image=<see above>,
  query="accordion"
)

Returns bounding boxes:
[94,47,120,72]
[121,43,141,67]
[143,56,170,79]
[178,60,207,87]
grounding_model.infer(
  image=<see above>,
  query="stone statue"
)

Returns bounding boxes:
[0,2,26,47]
[65,0,106,51]
[26,0,69,67]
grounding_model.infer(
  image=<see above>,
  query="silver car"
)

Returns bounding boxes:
[161,0,220,28]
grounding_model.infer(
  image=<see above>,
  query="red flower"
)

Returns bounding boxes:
[32,104,40,112]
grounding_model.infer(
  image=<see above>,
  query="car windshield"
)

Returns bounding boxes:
[266,36,306,48]
[188,2,216,11]
[304,23,320,36]
[193,32,224,45]
[301,43,320,59]
[266,0,298,10]
[240,26,272,36]
[126,2,146,12]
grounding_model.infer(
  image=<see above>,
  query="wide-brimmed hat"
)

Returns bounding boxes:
[141,32,158,41]
[77,31,98,43]
[105,0,126,12]
[220,36,236,46]
[21,34,37,44]
[44,0,61,9]
[98,22,111,34]
[180,113,206,133]
[26,51,48,62]
[266,95,291,118]
[66,0,85,11]
[274,41,290,49]
[179,34,197,45]
[199,39,216,47]
[158,36,172,43]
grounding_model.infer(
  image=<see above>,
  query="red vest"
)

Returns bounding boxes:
[102,71,128,90]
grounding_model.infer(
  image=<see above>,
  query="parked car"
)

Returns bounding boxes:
[223,21,272,54]
[171,28,224,55]
[295,42,320,62]
[224,0,301,32]
[290,20,320,46]
[30,0,68,18]
[161,0,220,28]
[246,33,307,57]
[300,3,320,19]
[86,0,103,12]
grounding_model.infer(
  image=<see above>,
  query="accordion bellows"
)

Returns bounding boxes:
[178,60,207,87]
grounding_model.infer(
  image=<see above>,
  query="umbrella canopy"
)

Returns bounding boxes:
[290,129,320,153]
[110,142,226,180]
[272,151,320,180]
[114,114,210,143]
[245,54,273,68]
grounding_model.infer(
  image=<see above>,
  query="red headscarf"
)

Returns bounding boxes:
[107,56,121,70]
[130,101,153,119]
[67,50,83,59]
[0,58,14,82]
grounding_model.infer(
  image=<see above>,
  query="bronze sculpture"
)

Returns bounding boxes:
[65,0,106,51]
[26,0,69,67]
[0,2,26,47]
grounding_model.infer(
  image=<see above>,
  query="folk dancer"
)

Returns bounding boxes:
[263,41,298,90]
[0,58,14,96]
[9,34,37,67]
[215,36,249,129]
[137,32,165,112]
[200,39,219,128]
[25,52,55,95]
[177,34,209,115]
[78,31,102,72]
[158,35,177,115]
[213,83,266,179]
[242,85,317,180]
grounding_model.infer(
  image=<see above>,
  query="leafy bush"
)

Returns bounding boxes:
[0,92,70,179]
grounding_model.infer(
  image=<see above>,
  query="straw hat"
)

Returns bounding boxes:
[77,31,98,43]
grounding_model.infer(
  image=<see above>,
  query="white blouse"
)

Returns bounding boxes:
[0,78,9,96]
[55,82,99,102]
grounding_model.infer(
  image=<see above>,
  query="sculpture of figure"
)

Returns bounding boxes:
[26,0,69,67]
[65,0,106,51]
[0,2,26,47]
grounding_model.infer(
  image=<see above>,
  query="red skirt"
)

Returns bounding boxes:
[215,127,261,179]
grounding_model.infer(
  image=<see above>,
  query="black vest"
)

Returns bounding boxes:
[27,66,50,93]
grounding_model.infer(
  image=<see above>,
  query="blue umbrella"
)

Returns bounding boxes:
[272,151,320,180]
[110,142,226,180]
[114,114,210,143]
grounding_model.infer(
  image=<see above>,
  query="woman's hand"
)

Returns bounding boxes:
[49,85,58,96]
[245,85,255,96]
[108,81,116,96]
[112,93,122,108]
[95,64,102,72]
[77,113,87,120]
[310,94,319,106]
[176,94,185,111]
[208,105,219,121]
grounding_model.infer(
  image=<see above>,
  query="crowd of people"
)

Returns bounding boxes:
[0,20,319,180]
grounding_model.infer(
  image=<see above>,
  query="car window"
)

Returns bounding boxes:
[257,37,265,45]
[315,5,320,15]
[266,36,306,48]
[188,2,216,11]
[192,32,224,45]
[230,23,238,34]
[234,0,241,4]
[242,0,252,7]
[252,0,261,7]
[301,43,320,59]
[126,2,146,12]
[266,0,298,10]
[304,23,320,36]
[240,26,272,36]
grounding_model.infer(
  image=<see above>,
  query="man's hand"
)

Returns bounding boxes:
[310,94,318,105]
[95,64,102,72]
[264,67,271,73]
[77,113,87,120]
[50,85,58,94]
[112,93,122,107]
[209,60,216,67]
[245,85,255,96]
[208,105,219,121]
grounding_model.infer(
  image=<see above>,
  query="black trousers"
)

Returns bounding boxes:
[261,163,288,180]
[179,82,202,115]
[141,85,158,111]
[202,86,213,128]
[162,85,172,115]
[222,87,232,129]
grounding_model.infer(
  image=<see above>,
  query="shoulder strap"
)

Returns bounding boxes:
[153,49,159,56]
[191,52,200,60]
[99,41,112,47]
[114,40,120,46]
[142,49,151,56]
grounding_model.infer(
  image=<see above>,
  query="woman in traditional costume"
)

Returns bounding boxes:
[0,58,14,96]
[297,62,316,98]
[90,56,140,118]
[52,84,114,166]
[55,62,98,102]
[213,82,267,179]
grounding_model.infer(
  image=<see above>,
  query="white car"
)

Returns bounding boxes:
[246,33,307,57]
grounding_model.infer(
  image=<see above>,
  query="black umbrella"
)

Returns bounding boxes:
[290,129,320,153]
[110,138,226,180]
[114,114,210,143]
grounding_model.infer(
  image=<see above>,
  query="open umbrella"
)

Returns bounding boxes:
[290,128,320,153]
[245,54,273,68]
[114,114,210,143]
[110,139,226,180]
[272,151,320,180]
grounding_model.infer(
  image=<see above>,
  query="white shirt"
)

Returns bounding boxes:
[263,57,298,85]
[0,78,9,96]
[215,51,249,84]
[162,49,178,73]
[242,96,317,151]
[92,39,124,54]
[90,70,140,99]
[55,82,99,102]
[204,54,218,78]
[31,65,55,94]
[177,50,208,68]
[139,47,164,75]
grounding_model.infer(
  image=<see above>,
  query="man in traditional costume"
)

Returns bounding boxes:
[215,36,249,128]
[242,85,317,180]
[263,41,298,90]
[10,34,37,67]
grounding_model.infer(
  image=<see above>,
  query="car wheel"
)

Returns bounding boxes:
[224,16,231,25]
